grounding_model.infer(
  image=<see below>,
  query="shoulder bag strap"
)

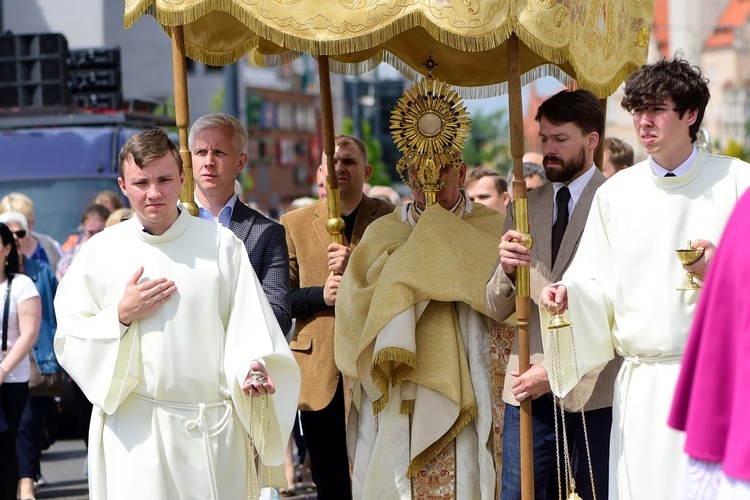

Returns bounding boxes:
[2,274,13,352]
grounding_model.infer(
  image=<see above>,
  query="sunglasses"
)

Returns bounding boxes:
[12,230,27,239]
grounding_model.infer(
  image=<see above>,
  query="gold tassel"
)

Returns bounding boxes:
[368,346,417,414]
[405,402,478,478]
[400,399,415,415]
[391,363,412,387]
[370,365,389,415]
[371,394,387,416]
[372,347,416,371]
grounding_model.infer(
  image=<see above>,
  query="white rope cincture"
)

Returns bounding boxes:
[130,393,232,500]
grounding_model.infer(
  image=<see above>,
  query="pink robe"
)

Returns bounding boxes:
[669,187,750,481]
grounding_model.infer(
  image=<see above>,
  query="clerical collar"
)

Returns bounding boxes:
[137,206,182,235]
[649,146,697,177]
[553,164,596,214]
[403,188,471,222]
[414,189,469,215]
[196,194,238,228]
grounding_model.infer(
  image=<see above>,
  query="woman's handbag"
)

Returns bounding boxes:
[28,353,65,398]
[3,272,64,397]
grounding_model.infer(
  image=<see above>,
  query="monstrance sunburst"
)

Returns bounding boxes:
[390,54,471,206]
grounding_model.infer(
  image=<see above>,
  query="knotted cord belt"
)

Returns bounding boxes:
[131,393,233,500]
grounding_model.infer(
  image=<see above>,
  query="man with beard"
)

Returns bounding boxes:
[485,89,618,499]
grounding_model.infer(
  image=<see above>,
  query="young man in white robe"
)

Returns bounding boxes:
[539,57,750,499]
[54,129,300,500]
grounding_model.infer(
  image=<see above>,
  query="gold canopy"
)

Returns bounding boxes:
[125,0,653,98]
[124,2,653,497]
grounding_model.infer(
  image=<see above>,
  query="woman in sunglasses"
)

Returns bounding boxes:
[0,193,62,273]
[0,221,41,500]
[0,212,58,500]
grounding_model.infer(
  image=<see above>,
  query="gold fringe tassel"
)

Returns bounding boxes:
[369,347,416,415]
[392,363,413,388]
[400,399,415,415]
[370,365,389,416]
[405,402,478,479]
[253,52,633,100]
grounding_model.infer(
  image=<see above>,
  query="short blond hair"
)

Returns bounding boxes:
[106,208,133,227]
[0,192,35,223]
[119,129,182,177]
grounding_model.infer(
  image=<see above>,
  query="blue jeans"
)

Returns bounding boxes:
[17,396,54,479]
[501,394,612,500]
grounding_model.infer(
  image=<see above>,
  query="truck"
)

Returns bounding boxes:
[0,107,176,440]
[0,109,176,242]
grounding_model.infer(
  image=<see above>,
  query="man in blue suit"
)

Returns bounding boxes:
[190,113,292,335]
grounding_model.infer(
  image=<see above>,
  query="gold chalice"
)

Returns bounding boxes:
[675,240,704,290]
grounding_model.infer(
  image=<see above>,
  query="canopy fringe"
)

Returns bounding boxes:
[514,24,641,98]
[125,2,647,98]
[252,51,585,100]
[125,1,517,57]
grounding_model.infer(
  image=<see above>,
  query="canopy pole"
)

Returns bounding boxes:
[171,26,197,215]
[318,56,344,246]
[508,33,535,500]
[595,98,607,170]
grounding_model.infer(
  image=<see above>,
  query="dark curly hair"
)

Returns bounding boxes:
[621,57,710,143]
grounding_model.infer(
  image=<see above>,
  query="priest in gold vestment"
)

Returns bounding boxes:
[335,158,502,499]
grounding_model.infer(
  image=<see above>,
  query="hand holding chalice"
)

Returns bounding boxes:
[675,240,704,290]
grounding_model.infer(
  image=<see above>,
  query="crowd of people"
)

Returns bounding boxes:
[1,55,749,500]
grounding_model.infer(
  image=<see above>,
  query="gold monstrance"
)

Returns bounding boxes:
[390,54,470,206]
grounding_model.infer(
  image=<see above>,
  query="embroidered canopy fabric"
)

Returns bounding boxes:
[124,0,653,98]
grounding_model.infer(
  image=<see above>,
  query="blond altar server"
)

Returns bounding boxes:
[54,130,300,500]
[540,58,750,499]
